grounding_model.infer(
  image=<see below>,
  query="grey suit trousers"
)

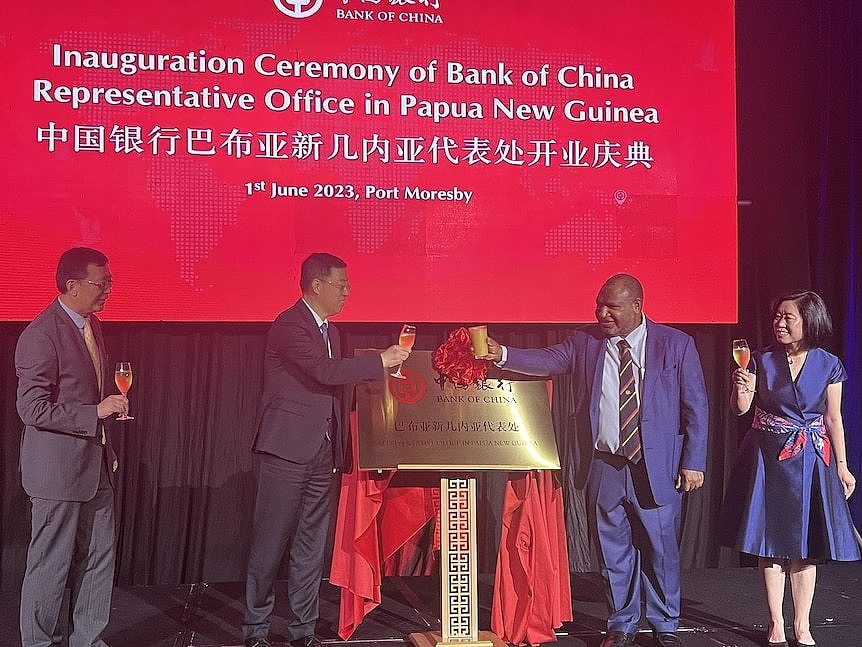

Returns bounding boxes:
[20,459,115,647]
[243,444,335,641]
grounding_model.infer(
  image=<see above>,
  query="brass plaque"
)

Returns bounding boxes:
[356,350,560,470]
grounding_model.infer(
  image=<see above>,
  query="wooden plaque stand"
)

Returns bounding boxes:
[408,476,506,647]
[354,354,559,647]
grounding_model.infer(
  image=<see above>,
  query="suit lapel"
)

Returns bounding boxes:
[294,299,329,356]
[53,302,101,396]
[90,316,107,398]
[329,324,341,359]
[586,333,605,439]
[642,319,662,410]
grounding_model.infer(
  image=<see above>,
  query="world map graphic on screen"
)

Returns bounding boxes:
[0,1,737,322]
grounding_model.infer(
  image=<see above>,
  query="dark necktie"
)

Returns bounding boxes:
[321,321,333,440]
[617,339,642,463]
[320,321,331,358]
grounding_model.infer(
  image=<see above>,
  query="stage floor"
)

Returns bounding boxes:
[2,566,860,646]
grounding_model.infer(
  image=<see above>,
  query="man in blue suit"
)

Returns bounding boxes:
[483,274,708,647]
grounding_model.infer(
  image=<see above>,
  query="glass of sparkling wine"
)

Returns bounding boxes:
[390,324,416,379]
[732,339,751,369]
[114,361,134,420]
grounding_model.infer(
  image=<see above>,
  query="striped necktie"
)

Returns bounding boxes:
[617,339,642,463]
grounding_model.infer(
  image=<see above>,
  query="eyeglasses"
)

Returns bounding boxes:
[80,278,113,291]
[322,279,350,292]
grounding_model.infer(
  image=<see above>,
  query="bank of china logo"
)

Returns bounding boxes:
[273,0,324,19]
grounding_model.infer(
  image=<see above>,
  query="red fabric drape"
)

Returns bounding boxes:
[331,414,572,643]
[491,470,572,645]
[330,413,437,639]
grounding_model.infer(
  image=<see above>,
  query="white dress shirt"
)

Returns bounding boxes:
[302,298,331,358]
[596,316,647,452]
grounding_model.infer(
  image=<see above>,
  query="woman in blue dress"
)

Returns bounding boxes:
[721,290,860,647]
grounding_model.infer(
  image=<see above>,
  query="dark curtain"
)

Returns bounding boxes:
[1,1,859,591]
[808,1,862,524]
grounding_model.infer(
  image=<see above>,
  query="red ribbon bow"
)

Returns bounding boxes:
[432,327,488,387]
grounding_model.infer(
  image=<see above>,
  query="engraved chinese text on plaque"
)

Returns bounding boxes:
[355,349,559,471]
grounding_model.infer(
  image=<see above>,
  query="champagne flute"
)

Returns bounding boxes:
[114,361,135,420]
[390,324,416,379]
[732,339,751,369]
[732,339,754,394]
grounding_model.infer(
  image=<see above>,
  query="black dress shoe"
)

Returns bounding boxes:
[654,632,682,647]
[600,631,636,647]
[244,638,271,647]
[289,636,323,647]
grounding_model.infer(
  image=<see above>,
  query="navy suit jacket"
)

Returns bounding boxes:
[506,319,708,505]
[253,298,384,469]
[15,300,115,502]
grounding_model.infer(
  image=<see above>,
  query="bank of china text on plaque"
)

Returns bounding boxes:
[355,350,559,647]
[355,350,559,471]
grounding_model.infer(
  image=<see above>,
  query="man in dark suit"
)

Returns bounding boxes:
[243,252,410,647]
[16,247,129,647]
[483,274,708,647]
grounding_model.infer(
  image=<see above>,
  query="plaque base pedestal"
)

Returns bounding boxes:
[408,630,503,647]
[427,477,504,647]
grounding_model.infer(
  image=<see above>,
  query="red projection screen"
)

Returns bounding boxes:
[0,1,737,322]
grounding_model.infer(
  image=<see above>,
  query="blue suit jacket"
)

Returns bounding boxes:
[253,298,384,470]
[506,319,708,505]
[15,300,115,502]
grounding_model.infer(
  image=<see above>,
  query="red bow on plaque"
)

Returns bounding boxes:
[432,327,488,387]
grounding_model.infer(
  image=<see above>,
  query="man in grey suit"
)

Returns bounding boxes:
[482,274,708,647]
[16,247,129,647]
[243,252,410,647]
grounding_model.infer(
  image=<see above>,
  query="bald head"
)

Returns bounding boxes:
[595,274,644,338]
[602,274,644,300]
